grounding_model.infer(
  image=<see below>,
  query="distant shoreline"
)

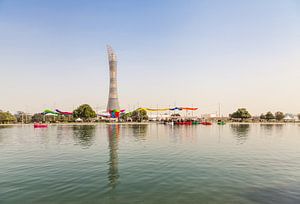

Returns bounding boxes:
[0,122,299,126]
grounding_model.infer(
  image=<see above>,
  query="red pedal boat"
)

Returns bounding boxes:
[34,123,48,128]
[200,121,212,125]
[175,121,193,125]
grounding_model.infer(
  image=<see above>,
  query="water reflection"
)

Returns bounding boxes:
[171,125,198,143]
[0,125,13,139]
[72,125,96,147]
[260,124,284,135]
[130,124,148,141]
[1,125,300,203]
[260,124,273,135]
[274,124,284,131]
[0,125,13,129]
[55,126,75,145]
[230,124,250,144]
[107,124,120,188]
[217,125,224,143]
[0,126,12,143]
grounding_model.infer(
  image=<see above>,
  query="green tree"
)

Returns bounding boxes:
[131,109,148,122]
[275,112,284,121]
[73,104,97,121]
[265,111,275,121]
[120,112,132,121]
[57,114,73,122]
[260,114,266,120]
[32,113,45,123]
[0,111,16,124]
[230,108,251,121]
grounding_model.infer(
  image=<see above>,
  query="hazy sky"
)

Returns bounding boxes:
[0,0,299,115]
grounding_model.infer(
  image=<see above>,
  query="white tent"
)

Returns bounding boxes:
[75,118,83,122]
[45,113,58,116]
[284,115,294,122]
[98,112,111,117]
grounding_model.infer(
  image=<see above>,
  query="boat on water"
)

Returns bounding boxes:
[172,120,200,125]
[217,121,226,125]
[200,121,212,125]
[34,123,48,128]
[175,121,193,125]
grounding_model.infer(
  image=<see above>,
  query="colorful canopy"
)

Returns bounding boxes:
[55,109,73,115]
[42,109,72,115]
[108,109,125,118]
[42,109,59,115]
[140,107,198,112]
[41,108,126,119]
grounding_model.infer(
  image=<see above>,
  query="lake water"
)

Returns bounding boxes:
[1,124,300,204]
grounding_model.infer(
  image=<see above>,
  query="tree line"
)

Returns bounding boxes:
[0,106,299,124]
[0,104,97,124]
[0,104,149,124]
[229,108,299,122]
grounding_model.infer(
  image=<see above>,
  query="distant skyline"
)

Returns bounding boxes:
[0,0,299,115]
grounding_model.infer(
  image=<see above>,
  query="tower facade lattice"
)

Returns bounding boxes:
[107,45,120,111]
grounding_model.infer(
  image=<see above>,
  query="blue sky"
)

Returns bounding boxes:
[0,0,299,115]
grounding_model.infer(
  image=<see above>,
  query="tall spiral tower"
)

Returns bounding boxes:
[107,45,120,111]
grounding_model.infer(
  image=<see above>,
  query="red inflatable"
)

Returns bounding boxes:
[200,122,212,125]
[34,123,48,128]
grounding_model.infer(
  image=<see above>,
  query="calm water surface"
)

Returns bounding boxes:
[1,124,300,204]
